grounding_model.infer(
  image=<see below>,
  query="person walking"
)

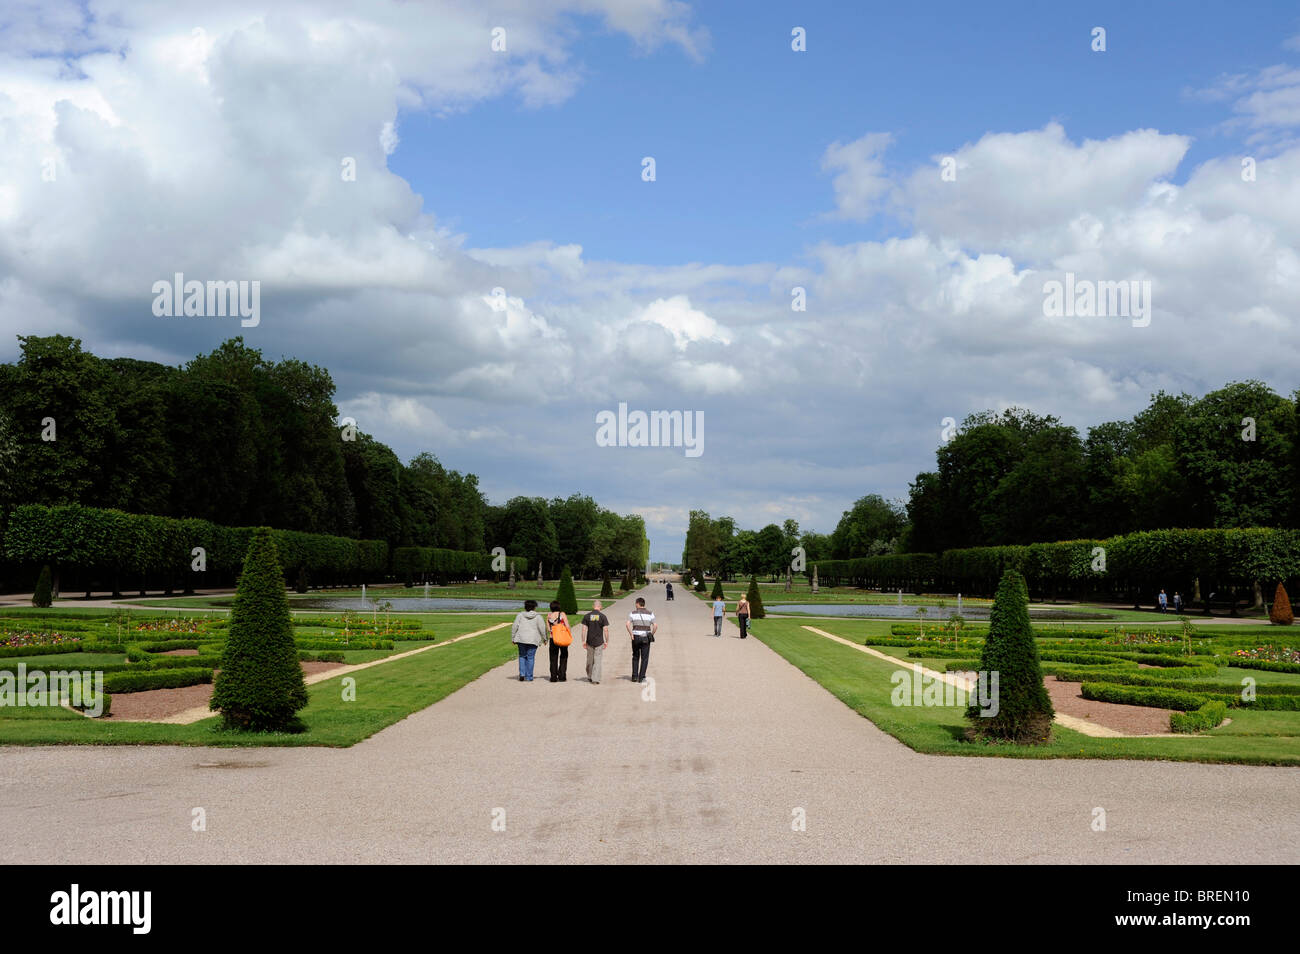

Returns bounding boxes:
[580,600,610,685]
[1158,589,1168,613]
[627,597,657,683]
[712,594,725,637]
[736,594,750,639]
[665,581,674,601]
[511,599,548,682]
[1173,591,1184,613]
[546,600,573,682]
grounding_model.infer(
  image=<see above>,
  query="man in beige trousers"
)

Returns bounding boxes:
[580,600,610,684]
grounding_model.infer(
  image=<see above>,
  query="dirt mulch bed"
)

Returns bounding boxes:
[160,648,199,656]
[301,661,347,676]
[1044,677,1173,735]
[106,683,216,721]
[103,661,347,721]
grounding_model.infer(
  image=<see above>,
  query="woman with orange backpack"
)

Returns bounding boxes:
[546,600,573,682]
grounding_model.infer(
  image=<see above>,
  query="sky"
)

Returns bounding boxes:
[2,0,1300,561]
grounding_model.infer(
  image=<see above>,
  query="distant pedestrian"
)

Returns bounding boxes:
[1173,591,1184,613]
[580,600,610,684]
[712,595,725,636]
[546,600,572,683]
[736,595,750,638]
[1158,589,1168,613]
[511,599,548,682]
[627,597,657,683]
[665,582,674,601]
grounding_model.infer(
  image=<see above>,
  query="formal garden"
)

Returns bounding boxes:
[0,527,532,745]
[739,568,1300,765]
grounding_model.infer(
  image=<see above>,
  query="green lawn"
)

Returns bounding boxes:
[0,613,518,747]
[751,617,1300,765]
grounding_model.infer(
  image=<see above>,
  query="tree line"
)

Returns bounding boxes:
[904,382,1299,553]
[685,380,1299,584]
[0,335,646,584]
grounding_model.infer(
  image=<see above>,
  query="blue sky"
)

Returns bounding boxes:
[393,2,1299,266]
[4,0,1300,562]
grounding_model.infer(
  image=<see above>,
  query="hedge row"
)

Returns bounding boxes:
[816,527,1300,598]
[298,651,347,663]
[391,547,495,584]
[867,637,984,649]
[1170,701,1228,733]
[0,639,134,659]
[1080,682,1206,711]
[1056,670,1300,694]
[71,693,111,717]
[292,638,394,651]
[101,667,213,693]
[906,647,987,658]
[1081,680,1300,712]
[1225,657,1300,674]
[285,617,423,630]
[889,624,989,637]
[3,503,389,588]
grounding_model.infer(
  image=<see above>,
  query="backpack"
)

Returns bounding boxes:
[549,614,573,647]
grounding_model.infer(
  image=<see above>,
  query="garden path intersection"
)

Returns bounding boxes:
[0,587,1296,864]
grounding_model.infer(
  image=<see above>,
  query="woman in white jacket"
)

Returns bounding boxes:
[511,599,548,682]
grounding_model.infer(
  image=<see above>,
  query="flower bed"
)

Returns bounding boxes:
[134,618,208,634]
[1233,645,1300,664]
[0,631,81,648]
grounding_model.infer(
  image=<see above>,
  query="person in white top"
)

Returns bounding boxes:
[626,597,657,684]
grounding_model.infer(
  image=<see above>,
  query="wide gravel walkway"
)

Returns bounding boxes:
[1,584,1296,864]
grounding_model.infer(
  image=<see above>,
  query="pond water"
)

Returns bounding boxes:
[289,597,527,612]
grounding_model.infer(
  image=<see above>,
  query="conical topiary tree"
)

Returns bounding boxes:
[745,577,765,618]
[619,571,632,591]
[32,564,52,608]
[555,566,578,615]
[599,571,614,599]
[1270,582,1294,626]
[965,568,1054,744]
[693,570,706,593]
[710,578,725,600]
[210,527,308,732]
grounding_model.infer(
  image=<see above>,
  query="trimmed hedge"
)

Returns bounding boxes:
[292,638,394,651]
[4,503,389,590]
[102,667,213,693]
[1037,651,1125,666]
[32,565,53,607]
[907,647,984,658]
[1170,701,1228,733]
[0,641,91,659]
[71,693,110,717]
[298,651,347,663]
[392,546,493,585]
[1269,582,1293,625]
[1058,670,1300,695]
[1225,657,1300,674]
[1080,682,1206,711]
[817,527,1300,600]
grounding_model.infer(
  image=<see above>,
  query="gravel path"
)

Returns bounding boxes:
[0,585,1296,864]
